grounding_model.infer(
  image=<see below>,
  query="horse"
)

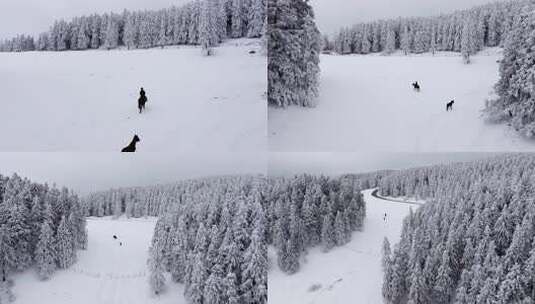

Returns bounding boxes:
[138,90,148,114]
[121,135,140,152]
[446,100,455,111]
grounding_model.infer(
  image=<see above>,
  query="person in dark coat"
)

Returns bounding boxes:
[138,87,148,113]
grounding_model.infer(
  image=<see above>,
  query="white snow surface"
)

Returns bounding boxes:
[0,39,266,151]
[268,189,419,304]
[269,49,535,152]
[12,217,184,304]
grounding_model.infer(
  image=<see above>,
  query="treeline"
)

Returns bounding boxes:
[379,154,535,303]
[484,10,535,138]
[84,175,263,218]
[329,0,532,62]
[0,173,87,300]
[0,0,266,53]
[267,0,321,107]
[264,174,366,274]
[147,176,266,304]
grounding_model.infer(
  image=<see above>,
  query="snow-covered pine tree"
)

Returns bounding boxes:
[268,0,321,107]
[321,212,335,252]
[35,221,56,280]
[199,0,219,55]
[76,17,90,50]
[461,18,476,64]
[230,0,244,38]
[124,12,138,49]
[0,225,16,282]
[247,0,265,38]
[400,25,410,55]
[103,15,119,49]
[241,225,267,303]
[383,25,396,55]
[148,243,166,295]
[55,215,75,269]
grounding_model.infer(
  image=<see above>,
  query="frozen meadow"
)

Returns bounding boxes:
[269,50,535,152]
[0,39,266,151]
[13,217,183,304]
[268,189,419,304]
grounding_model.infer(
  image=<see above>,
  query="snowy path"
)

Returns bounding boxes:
[269,50,535,152]
[13,217,184,304]
[0,39,266,151]
[268,189,420,304]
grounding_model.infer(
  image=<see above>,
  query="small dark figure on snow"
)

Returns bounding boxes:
[121,134,140,152]
[113,235,117,240]
[249,50,256,54]
[383,213,387,221]
[120,242,122,246]
[446,100,455,111]
[138,87,148,113]
[412,81,420,91]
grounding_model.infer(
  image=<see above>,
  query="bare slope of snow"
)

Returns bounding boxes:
[268,189,419,304]
[0,39,266,151]
[269,50,535,152]
[12,217,183,304]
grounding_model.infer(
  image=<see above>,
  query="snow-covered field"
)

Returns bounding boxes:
[12,217,183,304]
[268,189,419,304]
[0,39,266,151]
[269,50,535,152]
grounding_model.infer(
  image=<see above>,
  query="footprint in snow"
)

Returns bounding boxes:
[308,283,322,292]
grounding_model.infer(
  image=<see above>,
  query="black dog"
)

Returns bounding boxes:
[138,88,148,114]
[121,135,140,152]
[446,100,455,111]
[412,81,420,91]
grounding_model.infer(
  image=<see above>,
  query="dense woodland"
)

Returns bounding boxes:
[147,176,266,304]
[264,175,366,274]
[0,173,87,301]
[0,0,266,53]
[267,0,321,107]
[379,154,535,304]
[329,1,533,63]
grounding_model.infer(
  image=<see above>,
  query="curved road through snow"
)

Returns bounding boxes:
[370,189,424,206]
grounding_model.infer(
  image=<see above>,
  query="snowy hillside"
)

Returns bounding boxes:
[0,39,266,151]
[268,189,420,304]
[269,51,535,152]
[12,217,184,304]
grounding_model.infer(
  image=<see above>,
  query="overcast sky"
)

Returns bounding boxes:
[0,0,190,39]
[0,0,502,39]
[269,152,500,176]
[0,153,265,195]
[311,0,499,35]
